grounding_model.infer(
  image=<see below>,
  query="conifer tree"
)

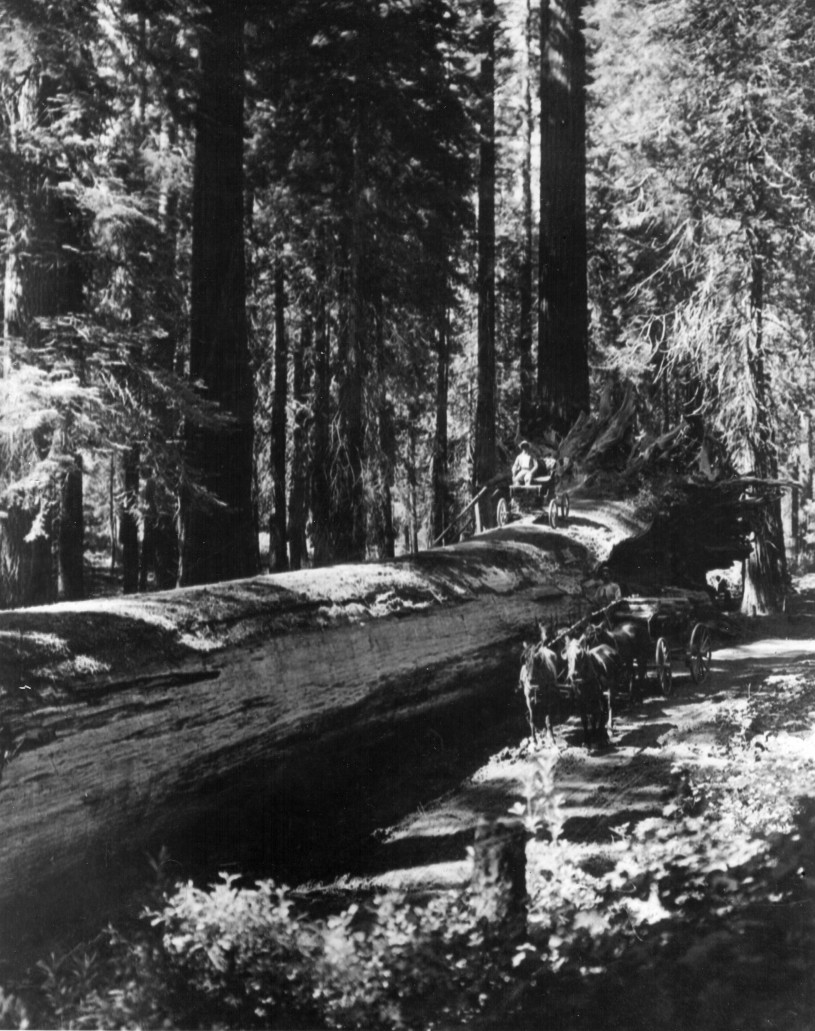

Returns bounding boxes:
[538,0,589,434]
[179,0,258,585]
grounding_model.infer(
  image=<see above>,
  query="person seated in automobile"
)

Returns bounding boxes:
[512,441,539,485]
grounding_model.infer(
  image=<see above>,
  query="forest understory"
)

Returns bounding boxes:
[4,575,815,1030]
[333,587,815,1030]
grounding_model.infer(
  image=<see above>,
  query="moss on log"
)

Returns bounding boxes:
[0,526,592,959]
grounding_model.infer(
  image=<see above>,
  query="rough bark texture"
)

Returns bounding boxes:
[0,503,53,609]
[471,817,527,932]
[333,56,370,564]
[121,448,139,594]
[0,526,590,958]
[288,323,309,571]
[57,454,84,601]
[270,263,289,571]
[309,286,332,567]
[180,0,258,586]
[741,246,786,614]
[538,0,589,433]
[473,0,497,528]
[518,0,536,439]
[605,481,759,593]
[431,297,452,544]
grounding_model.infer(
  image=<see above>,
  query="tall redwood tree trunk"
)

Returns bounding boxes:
[472,0,497,530]
[180,0,258,586]
[150,115,182,590]
[288,319,310,571]
[310,285,332,567]
[518,0,536,439]
[431,283,451,545]
[269,263,289,571]
[334,101,368,563]
[120,447,140,594]
[538,0,589,435]
[367,290,395,560]
[58,453,84,600]
[741,242,786,614]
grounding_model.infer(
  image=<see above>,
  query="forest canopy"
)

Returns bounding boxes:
[0,0,811,612]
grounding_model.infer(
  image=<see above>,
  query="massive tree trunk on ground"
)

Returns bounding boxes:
[605,481,756,592]
[473,0,497,531]
[0,525,591,961]
[180,0,258,586]
[538,0,589,434]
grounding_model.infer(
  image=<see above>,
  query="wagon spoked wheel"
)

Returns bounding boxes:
[655,637,673,697]
[496,496,509,527]
[559,493,570,520]
[548,498,559,529]
[688,623,712,684]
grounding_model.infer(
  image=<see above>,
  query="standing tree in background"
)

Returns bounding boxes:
[517,0,537,439]
[180,0,258,585]
[288,316,310,570]
[587,0,815,610]
[0,5,93,604]
[538,0,589,434]
[430,285,452,544]
[269,262,289,570]
[472,0,497,528]
[310,282,332,567]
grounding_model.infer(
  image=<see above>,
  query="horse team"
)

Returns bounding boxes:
[518,612,652,749]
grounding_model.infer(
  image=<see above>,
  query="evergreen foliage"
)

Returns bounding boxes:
[0,0,813,602]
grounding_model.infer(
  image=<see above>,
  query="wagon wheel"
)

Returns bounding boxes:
[559,493,570,520]
[496,496,509,527]
[548,498,559,529]
[655,637,673,697]
[688,623,712,684]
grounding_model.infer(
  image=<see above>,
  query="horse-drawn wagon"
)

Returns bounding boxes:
[601,594,717,698]
[494,458,570,529]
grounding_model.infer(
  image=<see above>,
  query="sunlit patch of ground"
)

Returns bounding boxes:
[318,578,815,1029]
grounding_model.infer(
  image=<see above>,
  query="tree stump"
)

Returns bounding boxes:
[471,817,527,933]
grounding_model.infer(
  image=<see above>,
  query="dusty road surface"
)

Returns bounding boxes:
[313,578,815,1029]
[348,608,815,894]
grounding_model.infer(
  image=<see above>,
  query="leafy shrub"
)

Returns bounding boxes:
[16,673,815,1030]
[0,988,29,1031]
[153,876,518,1030]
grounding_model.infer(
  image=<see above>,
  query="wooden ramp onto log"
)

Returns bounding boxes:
[0,525,591,960]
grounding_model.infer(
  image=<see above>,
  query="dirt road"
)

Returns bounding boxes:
[303,586,814,1028]
[339,590,815,899]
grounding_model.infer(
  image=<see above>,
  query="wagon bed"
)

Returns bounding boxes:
[604,594,719,696]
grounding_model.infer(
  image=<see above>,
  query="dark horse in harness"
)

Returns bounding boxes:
[518,637,561,746]
[561,634,613,748]
[585,615,651,706]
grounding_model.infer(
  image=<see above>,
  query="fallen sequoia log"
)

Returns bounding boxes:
[604,479,780,593]
[0,525,592,959]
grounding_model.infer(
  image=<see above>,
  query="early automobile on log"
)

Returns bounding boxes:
[494,452,570,529]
